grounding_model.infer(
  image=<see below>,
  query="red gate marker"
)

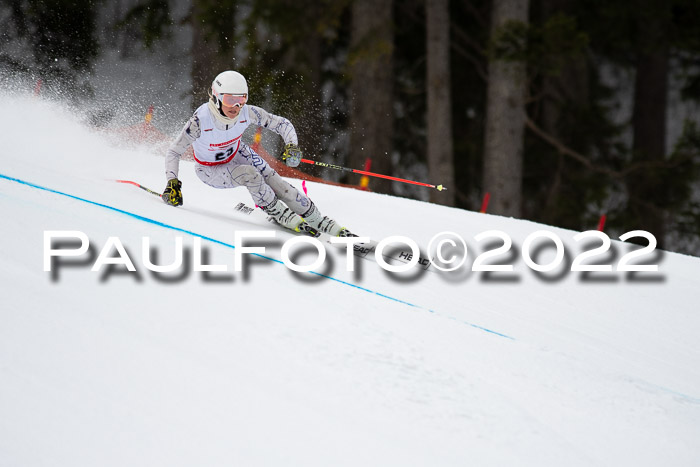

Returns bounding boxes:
[597,214,607,231]
[480,192,491,213]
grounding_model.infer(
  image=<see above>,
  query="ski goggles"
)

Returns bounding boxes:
[215,92,247,108]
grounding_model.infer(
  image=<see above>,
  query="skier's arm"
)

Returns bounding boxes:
[165,114,201,180]
[247,105,298,146]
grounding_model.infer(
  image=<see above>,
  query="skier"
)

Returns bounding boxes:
[161,70,353,237]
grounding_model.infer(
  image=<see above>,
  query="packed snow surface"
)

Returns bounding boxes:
[1,94,699,466]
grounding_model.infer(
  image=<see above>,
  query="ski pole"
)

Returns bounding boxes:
[300,159,447,191]
[115,179,162,197]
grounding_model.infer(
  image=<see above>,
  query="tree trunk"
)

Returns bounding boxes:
[538,0,588,223]
[296,6,324,159]
[348,0,394,194]
[539,0,588,135]
[482,0,529,217]
[630,46,669,245]
[426,0,455,206]
[190,1,234,108]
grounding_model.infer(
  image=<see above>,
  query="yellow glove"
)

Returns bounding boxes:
[282,143,302,168]
[162,178,183,206]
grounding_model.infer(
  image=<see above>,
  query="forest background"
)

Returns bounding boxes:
[2,0,700,255]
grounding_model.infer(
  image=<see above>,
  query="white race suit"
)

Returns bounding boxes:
[165,102,312,215]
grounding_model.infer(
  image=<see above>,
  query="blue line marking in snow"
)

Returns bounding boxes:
[0,172,514,340]
[635,380,700,404]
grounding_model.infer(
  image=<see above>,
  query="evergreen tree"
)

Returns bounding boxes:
[483,0,530,217]
[1,0,100,96]
[426,0,455,206]
[348,0,394,194]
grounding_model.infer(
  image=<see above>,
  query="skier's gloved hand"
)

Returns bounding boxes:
[282,143,303,168]
[162,178,183,206]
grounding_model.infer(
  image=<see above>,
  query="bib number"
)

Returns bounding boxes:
[215,146,236,161]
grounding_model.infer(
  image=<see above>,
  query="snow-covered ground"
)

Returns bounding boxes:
[1,93,699,466]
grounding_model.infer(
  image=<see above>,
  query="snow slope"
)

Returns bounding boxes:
[1,93,699,466]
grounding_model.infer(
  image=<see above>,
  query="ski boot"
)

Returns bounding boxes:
[302,202,356,237]
[337,228,358,237]
[262,198,320,237]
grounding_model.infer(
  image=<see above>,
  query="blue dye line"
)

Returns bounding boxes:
[636,380,700,404]
[0,172,514,340]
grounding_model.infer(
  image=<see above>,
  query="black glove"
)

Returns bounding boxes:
[162,178,183,206]
[281,143,303,168]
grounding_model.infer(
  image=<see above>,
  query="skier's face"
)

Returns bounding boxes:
[218,93,247,119]
[222,103,242,119]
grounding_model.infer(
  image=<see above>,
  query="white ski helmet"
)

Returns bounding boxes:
[211,70,248,111]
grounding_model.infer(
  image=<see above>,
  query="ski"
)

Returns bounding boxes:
[232,203,436,273]
[114,180,436,273]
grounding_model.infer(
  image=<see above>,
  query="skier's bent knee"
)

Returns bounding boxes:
[231,165,262,186]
